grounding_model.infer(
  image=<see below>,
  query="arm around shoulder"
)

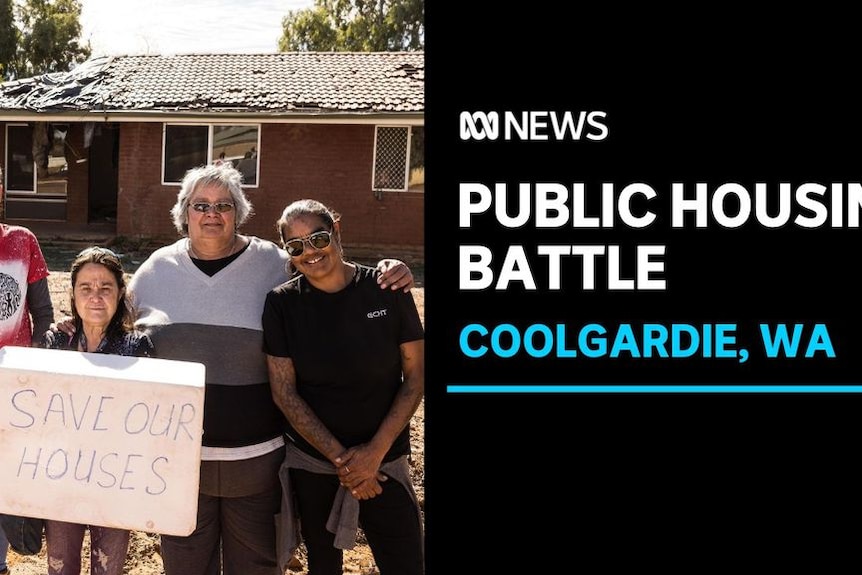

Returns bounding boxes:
[132,332,155,358]
[375,259,415,292]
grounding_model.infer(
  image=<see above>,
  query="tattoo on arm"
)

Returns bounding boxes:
[370,340,425,453]
[267,355,345,462]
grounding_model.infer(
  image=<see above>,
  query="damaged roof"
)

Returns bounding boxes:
[0,52,424,115]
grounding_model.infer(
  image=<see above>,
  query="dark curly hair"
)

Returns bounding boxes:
[69,247,135,339]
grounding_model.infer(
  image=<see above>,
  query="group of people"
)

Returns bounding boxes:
[0,162,424,575]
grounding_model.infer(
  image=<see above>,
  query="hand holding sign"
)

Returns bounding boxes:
[0,347,205,536]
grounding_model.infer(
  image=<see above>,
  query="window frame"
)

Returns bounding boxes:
[5,123,35,194]
[407,125,424,193]
[4,123,71,196]
[372,125,412,193]
[162,123,261,188]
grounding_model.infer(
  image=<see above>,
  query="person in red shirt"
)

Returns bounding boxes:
[0,201,53,348]
[0,221,53,348]
[0,164,54,575]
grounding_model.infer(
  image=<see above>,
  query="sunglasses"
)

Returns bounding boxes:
[190,201,235,214]
[283,230,333,257]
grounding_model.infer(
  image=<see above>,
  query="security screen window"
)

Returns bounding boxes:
[373,126,424,193]
[373,126,409,191]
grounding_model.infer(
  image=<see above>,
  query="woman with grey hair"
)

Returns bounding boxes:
[124,162,414,575]
[168,161,255,238]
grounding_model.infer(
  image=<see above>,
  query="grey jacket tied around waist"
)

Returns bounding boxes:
[277,441,423,573]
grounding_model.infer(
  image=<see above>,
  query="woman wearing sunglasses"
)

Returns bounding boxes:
[41,247,154,575]
[263,199,424,575]
[125,163,413,575]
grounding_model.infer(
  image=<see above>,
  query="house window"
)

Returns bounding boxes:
[163,125,208,184]
[163,124,260,186]
[213,126,258,185]
[5,124,35,192]
[4,123,69,220]
[373,126,424,193]
[4,123,69,195]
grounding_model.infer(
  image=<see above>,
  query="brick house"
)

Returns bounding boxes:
[0,53,424,257]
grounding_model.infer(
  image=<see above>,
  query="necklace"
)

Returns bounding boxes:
[188,235,240,260]
[339,262,357,289]
[78,331,105,353]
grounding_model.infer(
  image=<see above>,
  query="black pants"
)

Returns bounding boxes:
[291,469,423,575]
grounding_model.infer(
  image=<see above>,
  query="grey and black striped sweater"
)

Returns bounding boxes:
[129,237,290,457]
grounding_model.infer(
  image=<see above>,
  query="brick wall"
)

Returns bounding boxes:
[117,122,424,257]
[117,123,175,239]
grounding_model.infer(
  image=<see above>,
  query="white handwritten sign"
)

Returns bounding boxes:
[0,346,205,536]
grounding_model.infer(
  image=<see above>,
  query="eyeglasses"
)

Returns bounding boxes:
[283,230,333,257]
[190,202,235,214]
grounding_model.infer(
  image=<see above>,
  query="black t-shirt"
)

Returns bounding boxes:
[262,264,424,461]
[190,241,250,276]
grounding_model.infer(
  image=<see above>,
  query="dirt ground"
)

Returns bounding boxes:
[7,271,425,575]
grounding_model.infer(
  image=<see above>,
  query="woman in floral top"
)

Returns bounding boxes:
[41,246,153,575]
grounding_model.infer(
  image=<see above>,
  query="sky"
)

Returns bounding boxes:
[80,0,315,56]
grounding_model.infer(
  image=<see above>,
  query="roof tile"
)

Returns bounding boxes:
[0,52,424,115]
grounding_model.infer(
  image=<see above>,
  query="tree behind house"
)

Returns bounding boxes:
[0,0,17,79]
[279,0,424,52]
[2,0,90,80]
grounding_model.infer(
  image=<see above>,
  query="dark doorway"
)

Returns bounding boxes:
[87,123,119,223]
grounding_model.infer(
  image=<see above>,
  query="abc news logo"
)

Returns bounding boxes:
[459,110,608,141]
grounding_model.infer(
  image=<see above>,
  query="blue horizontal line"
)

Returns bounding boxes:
[447,385,862,393]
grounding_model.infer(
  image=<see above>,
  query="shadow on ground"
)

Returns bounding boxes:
[40,243,156,274]
[40,240,424,286]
